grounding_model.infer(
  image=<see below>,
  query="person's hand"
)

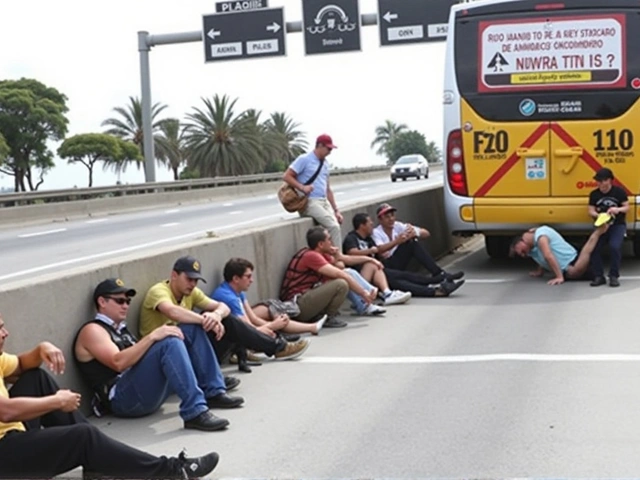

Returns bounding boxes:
[149,325,184,342]
[548,276,565,285]
[405,224,417,240]
[270,314,290,331]
[607,206,618,215]
[366,288,378,303]
[39,342,65,375]
[370,246,379,255]
[301,185,313,195]
[335,211,344,224]
[369,258,384,270]
[529,269,544,277]
[258,325,276,337]
[329,246,340,256]
[55,389,81,412]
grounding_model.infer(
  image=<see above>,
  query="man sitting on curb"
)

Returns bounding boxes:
[139,256,309,369]
[510,224,608,285]
[1,315,218,479]
[344,213,465,297]
[74,278,237,432]
[373,203,464,281]
[280,226,383,329]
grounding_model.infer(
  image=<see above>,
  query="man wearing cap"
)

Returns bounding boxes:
[372,203,464,281]
[74,278,241,432]
[140,256,310,368]
[587,167,629,287]
[283,134,343,247]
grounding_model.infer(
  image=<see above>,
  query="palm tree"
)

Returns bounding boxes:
[183,95,264,177]
[370,120,408,159]
[424,140,442,164]
[264,112,308,162]
[155,118,186,180]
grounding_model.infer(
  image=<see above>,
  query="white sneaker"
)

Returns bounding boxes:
[383,290,412,305]
[362,304,386,316]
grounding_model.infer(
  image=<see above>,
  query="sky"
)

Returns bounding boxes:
[0,0,446,190]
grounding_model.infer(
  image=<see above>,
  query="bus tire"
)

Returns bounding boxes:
[485,235,510,259]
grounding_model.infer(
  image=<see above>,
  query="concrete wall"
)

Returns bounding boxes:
[0,184,459,398]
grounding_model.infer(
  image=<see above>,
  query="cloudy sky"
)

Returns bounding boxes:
[1,0,446,190]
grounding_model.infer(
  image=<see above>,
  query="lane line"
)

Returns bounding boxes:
[160,222,179,227]
[464,278,511,283]
[18,228,67,238]
[164,208,180,214]
[85,219,108,224]
[229,211,243,215]
[301,354,640,364]
[222,202,234,207]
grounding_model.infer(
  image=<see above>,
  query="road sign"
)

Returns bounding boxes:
[302,0,361,55]
[378,0,457,46]
[215,0,268,13]
[202,8,286,62]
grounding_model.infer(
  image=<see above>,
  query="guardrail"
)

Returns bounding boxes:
[0,165,391,207]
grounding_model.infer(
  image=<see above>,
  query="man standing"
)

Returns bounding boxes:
[283,134,343,246]
[74,278,238,432]
[0,314,219,479]
[587,167,629,287]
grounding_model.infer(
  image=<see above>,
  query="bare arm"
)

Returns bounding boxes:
[283,168,312,194]
[537,236,564,281]
[345,246,378,257]
[15,342,65,376]
[375,234,404,255]
[0,390,79,423]
[156,301,208,325]
[326,181,338,213]
[609,200,630,215]
[588,205,599,219]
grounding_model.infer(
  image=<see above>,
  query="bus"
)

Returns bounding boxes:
[442,0,640,258]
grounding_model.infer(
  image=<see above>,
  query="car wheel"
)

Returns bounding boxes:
[425,170,429,179]
[391,176,397,182]
[402,177,407,181]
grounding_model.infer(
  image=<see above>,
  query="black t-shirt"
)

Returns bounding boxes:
[342,230,376,256]
[589,185,628,225]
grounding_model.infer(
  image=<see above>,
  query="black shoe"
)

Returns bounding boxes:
[609,276,620,287]
[437,279,465,296]
[590,276,606,287]
[184,410,229,431]
[281,333,301,342]
[324,315,348,328]
[443,270,464,281]
[207,393,244,409]
[178,450,220,478]
[224,376,241,391]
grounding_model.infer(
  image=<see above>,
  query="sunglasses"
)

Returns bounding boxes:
[105,296,132,305]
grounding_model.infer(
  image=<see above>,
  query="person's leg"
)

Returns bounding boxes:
[179,323,226,397]
[607,224,626,279]
[220,314,280,356]
[588,231,607,279]
[360,261,390,291]
[386,268,445,285]
[110,337,208,422]
[295,279,349,321]
[385,270,437,297]
[344,268,377,314]
[567,226,608,279]
[302,198,342,247]
[9,368,87,429]
[0,424,191,479]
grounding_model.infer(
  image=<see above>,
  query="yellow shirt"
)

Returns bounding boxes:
[139,280,211,337]
[0,353,26,439]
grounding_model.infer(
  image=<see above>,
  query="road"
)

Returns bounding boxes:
[89,237,640,479]
[0,173,441,285]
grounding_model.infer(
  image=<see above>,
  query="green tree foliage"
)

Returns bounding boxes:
[58,133,141,187]
[0,133,9,162]
[386,130,431,165]
[0,78,69,191]
[264,112,308,163]
[370,120,408,161]
[155,118,186,180]
[424,140,442,164]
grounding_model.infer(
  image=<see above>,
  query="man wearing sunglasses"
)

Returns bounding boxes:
[74,278,242,432]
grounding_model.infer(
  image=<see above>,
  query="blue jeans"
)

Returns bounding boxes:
[344,268,375,314]
[110,323,225,422]
[591,223,626,278]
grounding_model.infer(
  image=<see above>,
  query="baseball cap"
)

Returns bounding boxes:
[173,255,207,283]
[93,278,136,302]
[316,134,337,149]
[376,203,397,218]
[593,167,614,181]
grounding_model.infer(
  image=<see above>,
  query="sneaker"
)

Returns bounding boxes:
[324,315,348,328]
[609,276,620,287]
[206,393,244,409]
[224,376,240,391]
[436,279,465,296]
[443,270,464,281]
[184,410,229,431]
[178,450,220,479]
[280,333,301,342]
[362,304,386,316]
[383,290,412,306]
[274,339,310,360]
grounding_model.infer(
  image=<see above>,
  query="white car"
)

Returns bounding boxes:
[390,154,429,182]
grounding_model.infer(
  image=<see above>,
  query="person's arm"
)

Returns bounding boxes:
[326,181,343,223]
[373,228,406,255]
[337,252,382,269]
[242,300,269,327]
[14,342,65,376]
[0,389,80,423]
[536,235,564,284]
[283,165,313,195]
[75,323,183,373]
[317,264,374,301]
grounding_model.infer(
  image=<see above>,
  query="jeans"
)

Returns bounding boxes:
[591,223,626,278]
[111,323,225,422]
[344,268,375,314]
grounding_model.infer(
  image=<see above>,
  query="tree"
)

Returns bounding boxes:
[58,133,141,187]
[370,120,408,160]
[0,78,69,191]
[386,130,431,165]
[183,95,264,177]
[424,140,442,164]
[155,118,186,180]
[264,112,308,163]
[0,134,8,162]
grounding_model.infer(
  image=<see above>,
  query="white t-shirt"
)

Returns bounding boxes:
[372,222,420,256]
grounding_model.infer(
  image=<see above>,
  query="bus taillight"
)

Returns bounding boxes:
[447,129,468,196]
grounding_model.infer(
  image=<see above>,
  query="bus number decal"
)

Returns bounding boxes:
[473,130,508,160]
[593,129,634,164]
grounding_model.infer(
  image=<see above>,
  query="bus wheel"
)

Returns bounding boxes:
[485,235,510,259]
[633,236,640,259]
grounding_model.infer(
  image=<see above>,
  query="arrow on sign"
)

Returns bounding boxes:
[207,29,221,40]
[383,11,398,23]
[266,22,281,33]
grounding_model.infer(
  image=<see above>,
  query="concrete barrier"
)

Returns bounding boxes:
[0,184,459,400]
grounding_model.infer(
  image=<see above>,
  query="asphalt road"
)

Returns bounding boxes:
[0,173,441,285]
[83,236,640,479]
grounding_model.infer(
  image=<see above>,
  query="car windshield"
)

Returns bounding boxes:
[396,156,419,165]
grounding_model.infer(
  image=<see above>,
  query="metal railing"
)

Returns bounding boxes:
[0,165,390,207]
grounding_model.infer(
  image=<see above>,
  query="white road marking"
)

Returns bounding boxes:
[223,202,234,207]
[164,208,180,214]
[160,222,179,227]
[229,211,243,215]
[464,278,511,283]
[359,188,369,192]
[335,191,345,196]
[301,354,640,365]
[266,194,277,199]
[18,228,67,238]
[85,219,108,224]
